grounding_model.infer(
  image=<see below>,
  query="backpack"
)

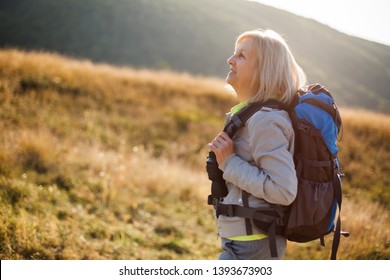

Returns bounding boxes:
[206,84,348,259]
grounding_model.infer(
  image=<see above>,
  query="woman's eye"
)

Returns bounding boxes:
[233,52,245,59]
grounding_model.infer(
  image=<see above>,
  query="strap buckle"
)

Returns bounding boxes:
[224,115,242,138]
[207,195,213,205]
[334,157,345,177]
[216,203,234,218]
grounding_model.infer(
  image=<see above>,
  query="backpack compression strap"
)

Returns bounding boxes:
[301,98,342,129]
[298,83,343,131]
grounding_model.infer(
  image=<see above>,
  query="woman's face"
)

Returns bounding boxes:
[226,38,258,102]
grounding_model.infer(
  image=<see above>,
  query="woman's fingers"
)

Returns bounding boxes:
[208,132,234,164]
[208,133,226,150]
[212,132,232,146]
[218,132,233,144]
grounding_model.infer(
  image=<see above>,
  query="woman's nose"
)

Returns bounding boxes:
[227,54,235,65]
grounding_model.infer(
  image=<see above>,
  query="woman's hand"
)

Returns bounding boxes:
[208,132,234,165]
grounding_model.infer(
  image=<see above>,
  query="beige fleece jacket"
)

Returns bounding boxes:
[217,106,297,238]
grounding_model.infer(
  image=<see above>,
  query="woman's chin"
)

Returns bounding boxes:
[225,75,236,87]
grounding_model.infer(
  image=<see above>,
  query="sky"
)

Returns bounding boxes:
[248,0,390,46]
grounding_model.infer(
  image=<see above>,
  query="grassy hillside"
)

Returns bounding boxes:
[0,49,389,260]
[0,0,389,113]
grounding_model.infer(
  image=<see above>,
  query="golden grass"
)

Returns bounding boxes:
[0,48,389,259]
[338,108,390,206]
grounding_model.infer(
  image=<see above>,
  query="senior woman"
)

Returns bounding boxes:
[208,29,307,260]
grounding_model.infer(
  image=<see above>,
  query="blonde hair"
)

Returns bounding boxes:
[235,29,307,105]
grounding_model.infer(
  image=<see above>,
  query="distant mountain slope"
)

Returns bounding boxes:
[0,0,389,112]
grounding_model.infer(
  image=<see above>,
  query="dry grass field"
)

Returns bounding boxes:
[0,49,389,259]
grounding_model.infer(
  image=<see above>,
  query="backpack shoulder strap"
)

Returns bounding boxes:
[224,100,283,138]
